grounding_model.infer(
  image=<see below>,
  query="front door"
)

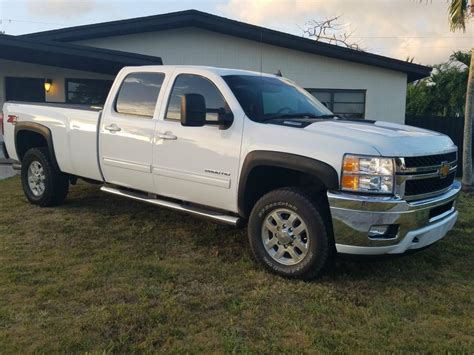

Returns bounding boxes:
[99,71,166,192]
[152,72,243,212]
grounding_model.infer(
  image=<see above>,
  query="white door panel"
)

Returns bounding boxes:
[100,70,172,192]
[152,70,244,212]
[100,115,156,191]
[152,165,231,189]
[153,122,242,210]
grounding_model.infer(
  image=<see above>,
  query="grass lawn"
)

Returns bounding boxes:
[0,176,473,353]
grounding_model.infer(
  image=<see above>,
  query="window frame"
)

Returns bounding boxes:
[306,88,366,119]
[65,78,113,106]
[113,72,166,119]
[164,73,233,123]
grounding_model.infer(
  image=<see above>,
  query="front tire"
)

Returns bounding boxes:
[21,147,69,207]
[248,188,334,280]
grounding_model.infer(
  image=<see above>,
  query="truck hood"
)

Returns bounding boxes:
[304,119,456,156]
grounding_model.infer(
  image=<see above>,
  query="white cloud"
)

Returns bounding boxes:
[220,0,473,65]
[26,0,98,19]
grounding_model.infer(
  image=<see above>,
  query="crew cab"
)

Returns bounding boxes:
[1,65,460,279]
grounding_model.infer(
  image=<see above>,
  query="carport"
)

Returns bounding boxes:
[0,34,163,108]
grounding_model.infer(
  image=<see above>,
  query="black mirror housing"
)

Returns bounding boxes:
[181,93,206,127]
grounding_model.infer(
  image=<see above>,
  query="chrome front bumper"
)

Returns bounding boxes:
[327,181,461,255]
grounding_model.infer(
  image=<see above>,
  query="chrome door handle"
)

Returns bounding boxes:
[157,131,177,140]
[104,124,121,132]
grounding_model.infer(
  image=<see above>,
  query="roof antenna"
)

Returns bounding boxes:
[275,70,282,77]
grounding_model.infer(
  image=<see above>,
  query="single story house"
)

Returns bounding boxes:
[0,10,431,124]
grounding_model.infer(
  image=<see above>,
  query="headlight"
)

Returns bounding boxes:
[341,155,395,193]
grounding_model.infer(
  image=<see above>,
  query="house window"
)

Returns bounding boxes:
[5,77,45,103]
[66,78,113,105]
[306,89,366,119]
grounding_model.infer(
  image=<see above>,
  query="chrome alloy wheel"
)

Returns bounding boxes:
[27,161,46,197]
[261,208,310,266]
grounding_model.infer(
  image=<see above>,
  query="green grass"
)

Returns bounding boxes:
[0,176,473,353]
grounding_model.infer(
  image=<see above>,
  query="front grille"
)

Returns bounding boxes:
[404,151,457,168]
[404,172,455,196]
[398,150,457,200]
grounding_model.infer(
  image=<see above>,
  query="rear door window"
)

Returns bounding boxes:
[115,72,165,117]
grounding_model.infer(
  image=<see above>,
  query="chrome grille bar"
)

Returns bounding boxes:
[395,150,458,201]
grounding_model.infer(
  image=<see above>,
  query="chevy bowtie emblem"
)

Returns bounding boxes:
[439,161,450,179]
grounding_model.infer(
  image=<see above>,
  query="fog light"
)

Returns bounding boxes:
[368,225,398,240]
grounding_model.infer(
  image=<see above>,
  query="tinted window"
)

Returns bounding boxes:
[115,73,165,117]
[66,79,113,105]
[166,74,230,121]
[307,89,366,119]
[223,75,331,122]
[6,77,45,103]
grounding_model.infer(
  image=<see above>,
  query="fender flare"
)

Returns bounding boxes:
[237,151,339,217]
[14,122,60,172]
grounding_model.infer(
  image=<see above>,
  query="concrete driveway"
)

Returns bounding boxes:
[0,139,18,180]
[0,164,17,180]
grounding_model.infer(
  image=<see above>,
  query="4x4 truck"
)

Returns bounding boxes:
[1,66,460,279]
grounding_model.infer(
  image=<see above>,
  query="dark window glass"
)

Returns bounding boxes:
[223,75,331,122]
[5,77,45,103]
[115,73,165,117]
[306,89,366,119]
[66,79,113,105]
[166,74,231,121]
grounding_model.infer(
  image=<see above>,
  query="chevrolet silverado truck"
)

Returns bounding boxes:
[1,65,460,279]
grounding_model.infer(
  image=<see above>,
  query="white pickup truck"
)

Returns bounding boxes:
[1,65,460,279]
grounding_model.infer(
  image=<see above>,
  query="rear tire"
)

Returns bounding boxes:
[21,147,69,207]
[248,187,334,280]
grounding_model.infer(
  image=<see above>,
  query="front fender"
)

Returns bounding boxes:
[237,150,339,217]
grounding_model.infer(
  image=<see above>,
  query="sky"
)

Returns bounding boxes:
[0,0,472,65]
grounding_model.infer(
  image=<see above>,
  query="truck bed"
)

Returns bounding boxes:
[3,101,104,181]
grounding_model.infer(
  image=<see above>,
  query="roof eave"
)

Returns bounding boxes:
[19,9,432,81]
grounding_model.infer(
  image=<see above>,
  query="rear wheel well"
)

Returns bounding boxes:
[16,130,48,161]
[241,165,330,218]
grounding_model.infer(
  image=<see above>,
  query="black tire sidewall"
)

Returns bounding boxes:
[248,189,330,279]
[21,147,66,206]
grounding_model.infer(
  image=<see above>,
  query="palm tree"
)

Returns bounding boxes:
[448,0,473,190]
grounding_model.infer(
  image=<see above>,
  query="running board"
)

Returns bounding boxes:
[100,186,241,226]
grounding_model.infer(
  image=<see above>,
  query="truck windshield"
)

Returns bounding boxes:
[222,75,333,122]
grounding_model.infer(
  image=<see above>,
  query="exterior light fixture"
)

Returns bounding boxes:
[44,79,52,93]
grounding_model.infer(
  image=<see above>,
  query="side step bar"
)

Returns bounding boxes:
[101,186,241,226]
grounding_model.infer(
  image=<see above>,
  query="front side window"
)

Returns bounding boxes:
[307,89,366,119]
[115,72,165,117]
[223,75,332,122]
[166,74,231,121]
[66,79,113,105]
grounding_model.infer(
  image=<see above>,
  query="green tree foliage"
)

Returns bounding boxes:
[406,51,471,117]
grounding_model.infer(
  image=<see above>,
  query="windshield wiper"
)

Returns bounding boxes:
[261,113,338,121]
[315,114,339,119]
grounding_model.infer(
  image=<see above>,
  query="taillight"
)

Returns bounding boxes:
[0,112,3,136]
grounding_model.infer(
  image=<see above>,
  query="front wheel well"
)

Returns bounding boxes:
[240,165,331,218]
